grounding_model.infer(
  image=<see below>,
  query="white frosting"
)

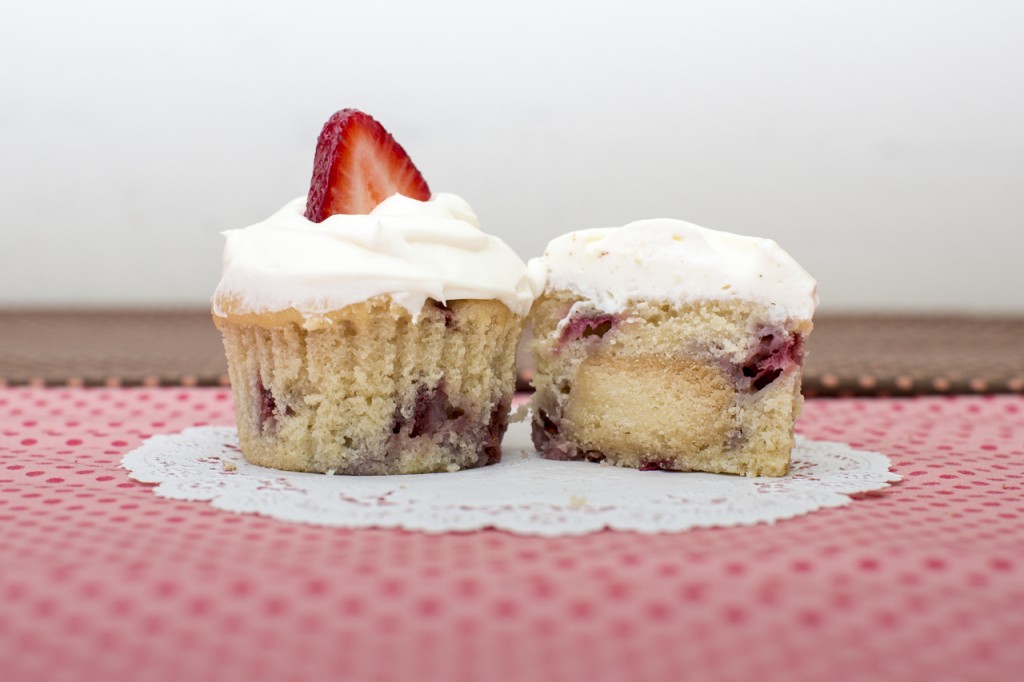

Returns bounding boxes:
[213,193,537,319]
[531,219,818,321]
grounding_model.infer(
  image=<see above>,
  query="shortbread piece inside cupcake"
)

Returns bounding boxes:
[527,219,818,477]
[213,109,536,474]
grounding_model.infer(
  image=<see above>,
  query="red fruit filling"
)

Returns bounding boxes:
[430,299,455,328]
[639,459,675,472]
[258,382,276,426]
[531,409,564,458]
[537,409,560,437]
[528,410,618,466]
[391,382,465,437]
[558,313,616,348]
[389,381,509,467]
[739,330,804,391]
[531,409,584,461]
[305,108,430,221]
[256,377,294,430]
[481,400,511,466]
[411,384,465,438]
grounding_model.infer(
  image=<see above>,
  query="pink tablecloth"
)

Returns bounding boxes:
[2,389,1022,682]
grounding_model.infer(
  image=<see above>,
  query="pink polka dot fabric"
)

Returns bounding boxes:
[2,389,1023,682]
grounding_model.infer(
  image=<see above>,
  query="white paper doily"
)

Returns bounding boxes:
[121,421,900,536]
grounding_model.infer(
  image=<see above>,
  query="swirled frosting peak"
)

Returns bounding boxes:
[213,193,536,321]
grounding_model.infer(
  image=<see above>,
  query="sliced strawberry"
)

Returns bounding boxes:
[304,109,431,221]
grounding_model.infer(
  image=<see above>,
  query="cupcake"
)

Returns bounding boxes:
[213,109,536,474]
[527,219,817,477]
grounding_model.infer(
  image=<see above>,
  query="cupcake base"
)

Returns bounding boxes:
[528,292,813,477]
[215,297,522,474]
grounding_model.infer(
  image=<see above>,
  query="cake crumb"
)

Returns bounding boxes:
[222,459,237,472]
[510,403,531,423]
[325,468,337,476]
[446,464,461,473]
[569,495,587,508]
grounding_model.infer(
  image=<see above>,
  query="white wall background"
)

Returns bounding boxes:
[2,0,1022,312]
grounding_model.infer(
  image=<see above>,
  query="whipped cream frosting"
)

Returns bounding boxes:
[213,193,537,320]
[530,219,818,321]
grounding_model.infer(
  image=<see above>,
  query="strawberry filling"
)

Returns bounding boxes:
[256,377,294,431]
[558,313,617,349]
[739,331,804,391]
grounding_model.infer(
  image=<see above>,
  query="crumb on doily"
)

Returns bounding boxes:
[221,459,237,472]
[325,468,337,476]
[569,495,587,508]
[446,463,461,473]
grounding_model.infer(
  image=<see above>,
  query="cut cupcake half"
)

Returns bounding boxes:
[527,219,818,477]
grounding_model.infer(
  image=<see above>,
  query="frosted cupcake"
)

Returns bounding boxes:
[527,219,817,477]
[213,110,535,474]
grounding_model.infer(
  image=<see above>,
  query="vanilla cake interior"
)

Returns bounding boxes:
[529,291,812,477]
